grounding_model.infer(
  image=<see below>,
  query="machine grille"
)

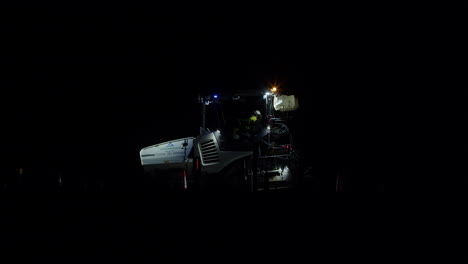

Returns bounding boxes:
[200,139,220,164]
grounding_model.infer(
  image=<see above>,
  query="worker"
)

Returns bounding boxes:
[249,110,263,139]
[249,110,261,123]
[248,110,263,191]
[232,110,263,142]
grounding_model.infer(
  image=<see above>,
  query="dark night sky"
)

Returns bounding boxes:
[1,5,421,186]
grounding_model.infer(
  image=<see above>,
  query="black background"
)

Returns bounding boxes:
[0,3,451,262]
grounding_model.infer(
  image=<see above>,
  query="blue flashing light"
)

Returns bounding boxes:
[213,94,218,99]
